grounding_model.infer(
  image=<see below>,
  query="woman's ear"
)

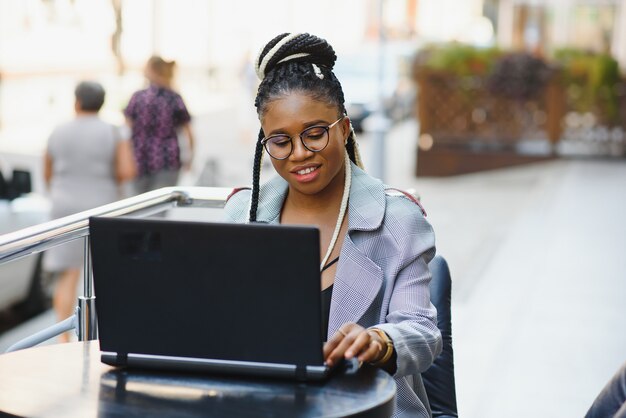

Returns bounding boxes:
[342,117,351,144]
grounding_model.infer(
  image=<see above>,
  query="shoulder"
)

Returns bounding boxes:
[381,187,434,249]
[48,120,77,142]
[223,187,251,223]
[88,117,114,128]
[170,91,189,109]
[384,188,427,217]
[124,91,142,112]
[162,88,184,102]
[98,121,121,142]
[169,89,184,99]
[128,89,147,100]
[127,89,149,103]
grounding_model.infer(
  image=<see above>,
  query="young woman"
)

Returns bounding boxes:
[224,33,442,418]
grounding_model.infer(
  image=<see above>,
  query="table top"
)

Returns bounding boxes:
[0,341,396,418]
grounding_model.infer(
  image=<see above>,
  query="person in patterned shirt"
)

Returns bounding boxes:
[124,56,195,194]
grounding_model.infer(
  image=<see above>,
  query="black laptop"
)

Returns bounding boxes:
[89,216,342,381]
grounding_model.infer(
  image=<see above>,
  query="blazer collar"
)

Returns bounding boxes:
[256,162,386,230]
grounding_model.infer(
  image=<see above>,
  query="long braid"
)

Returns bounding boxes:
[247,129,265,222]
[347,131,365,169]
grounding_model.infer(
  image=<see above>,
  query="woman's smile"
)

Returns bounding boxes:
[291,164,322,182]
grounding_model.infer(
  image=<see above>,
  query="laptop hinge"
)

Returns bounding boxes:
[295,365,307,381]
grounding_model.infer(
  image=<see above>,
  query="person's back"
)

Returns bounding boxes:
[124,56,194,194]
[44,80,135,342]
[47,115,120,212]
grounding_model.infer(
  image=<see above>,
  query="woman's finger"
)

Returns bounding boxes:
[358,338,383,363]
[323,327,347,358]
[326,332,355,365]
[325,324,363,366]
[344,329,372,359]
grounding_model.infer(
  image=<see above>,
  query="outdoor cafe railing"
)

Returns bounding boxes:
[0,186,233,352]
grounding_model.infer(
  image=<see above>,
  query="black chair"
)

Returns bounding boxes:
[585,360,626,418]
[423,255,458,417]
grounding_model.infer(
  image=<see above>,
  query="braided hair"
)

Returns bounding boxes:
[248,32,363,222]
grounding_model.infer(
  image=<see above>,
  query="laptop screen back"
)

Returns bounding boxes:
[89,216,323,367]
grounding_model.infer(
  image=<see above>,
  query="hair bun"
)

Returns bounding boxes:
[255,33,336,80]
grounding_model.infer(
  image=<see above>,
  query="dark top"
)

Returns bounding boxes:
[321,256,339,339]
[321,284,333,340]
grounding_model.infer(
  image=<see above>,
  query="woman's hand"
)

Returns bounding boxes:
[323,322,387,367]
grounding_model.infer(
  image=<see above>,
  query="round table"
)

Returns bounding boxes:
[0,341,396,417]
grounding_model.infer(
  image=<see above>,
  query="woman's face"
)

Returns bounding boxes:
[261,92,350,198]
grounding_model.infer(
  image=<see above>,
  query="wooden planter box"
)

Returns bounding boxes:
[414,70,565,176]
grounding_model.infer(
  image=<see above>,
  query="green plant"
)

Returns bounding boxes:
[554,48,621,123]
[415,42,501,78]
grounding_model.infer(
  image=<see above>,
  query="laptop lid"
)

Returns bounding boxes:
[89,216,326,377]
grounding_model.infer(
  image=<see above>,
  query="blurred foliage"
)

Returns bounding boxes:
[486,52,552,101]
[553,48,621,123]
[414,42,624,124]
[414,42,501,77]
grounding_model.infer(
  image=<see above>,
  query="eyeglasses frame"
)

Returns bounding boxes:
[260,116,346,160]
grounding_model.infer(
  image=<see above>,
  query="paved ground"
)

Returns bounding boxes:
[430,159,626,417]
[1,111,625,417]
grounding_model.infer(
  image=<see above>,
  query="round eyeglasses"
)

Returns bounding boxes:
[260,116,345,160]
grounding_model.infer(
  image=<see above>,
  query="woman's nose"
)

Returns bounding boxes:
[290,137,313,160]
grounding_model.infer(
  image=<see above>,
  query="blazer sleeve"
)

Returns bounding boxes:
[223,188,251,223]
[375,197,442,377]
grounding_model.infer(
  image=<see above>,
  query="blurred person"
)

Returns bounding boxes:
[224,33,442,418]
[124,56,195,194]
[44,81,136,342]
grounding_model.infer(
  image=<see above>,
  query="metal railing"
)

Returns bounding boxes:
[0,186,233,352]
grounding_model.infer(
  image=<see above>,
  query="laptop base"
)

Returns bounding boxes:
[101,352,334,381]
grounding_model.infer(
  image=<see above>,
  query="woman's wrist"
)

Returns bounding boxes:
[367,327,394,366]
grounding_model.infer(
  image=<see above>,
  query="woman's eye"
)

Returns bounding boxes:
[304,128,326,140]
[270,136,290,147]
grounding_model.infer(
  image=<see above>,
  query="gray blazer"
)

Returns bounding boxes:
[224,163,442,418]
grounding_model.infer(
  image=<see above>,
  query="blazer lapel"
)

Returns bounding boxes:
[327,164,387,338]
[328,234,384,338]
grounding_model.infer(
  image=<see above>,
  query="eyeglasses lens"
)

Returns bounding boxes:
[301,126,328,151]
[265,126,329,159]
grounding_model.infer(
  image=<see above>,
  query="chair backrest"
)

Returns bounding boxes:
[423,255,458,417]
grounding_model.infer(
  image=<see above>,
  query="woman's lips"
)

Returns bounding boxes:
[291,165,321,183]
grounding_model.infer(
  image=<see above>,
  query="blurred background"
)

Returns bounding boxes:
[1,1,625,417]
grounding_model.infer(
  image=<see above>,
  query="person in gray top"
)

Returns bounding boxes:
[43,81,136,342]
